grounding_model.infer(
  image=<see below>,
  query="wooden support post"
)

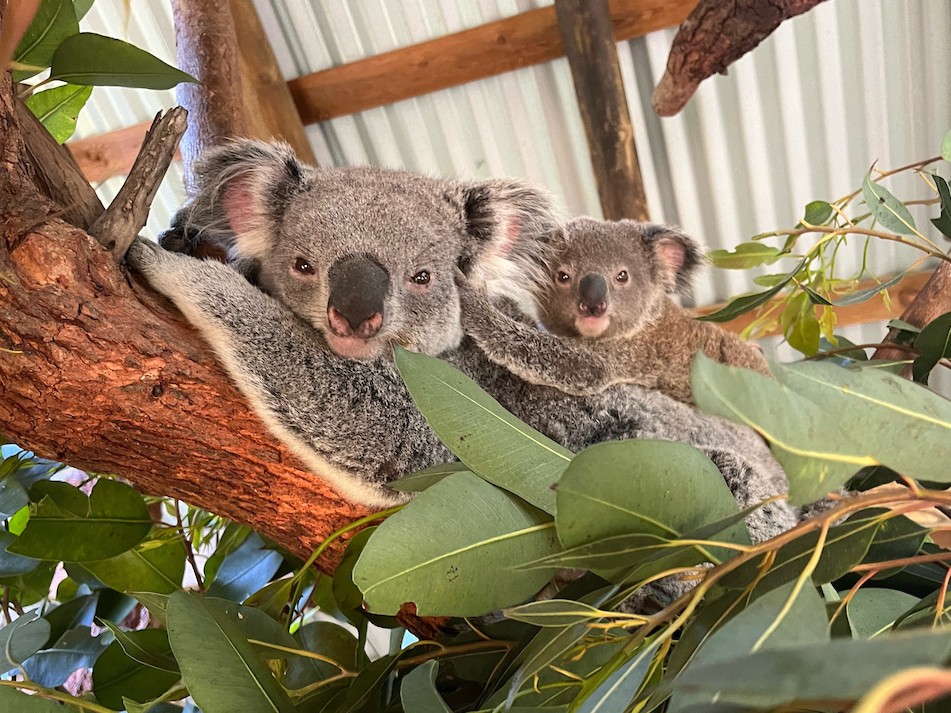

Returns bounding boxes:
[229,0,316,164]
[555,0,649,221]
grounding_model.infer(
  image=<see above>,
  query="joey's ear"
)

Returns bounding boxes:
[450,178,562,287]
[189,140,306,260]
[640,223,705,295]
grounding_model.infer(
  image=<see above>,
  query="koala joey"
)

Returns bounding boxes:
[129,140,796,545]
[462,217,769,405]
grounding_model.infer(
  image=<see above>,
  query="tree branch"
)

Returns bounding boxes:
[89,107,188,258]
[653,0,828,116]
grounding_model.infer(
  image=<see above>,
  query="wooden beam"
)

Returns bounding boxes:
[289,0,695,125]
[555,0,648,221]
[693,270,934,337]
[67,0,697,182]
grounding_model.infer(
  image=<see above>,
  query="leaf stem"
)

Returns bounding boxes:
[0,679,116,713]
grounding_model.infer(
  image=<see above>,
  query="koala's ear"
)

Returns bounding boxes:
[190,140,306,260]
[640,223,705,295]
[450,178,562,287]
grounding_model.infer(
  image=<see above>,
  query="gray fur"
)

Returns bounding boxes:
[132,140,795,546]
[463,217,769,406]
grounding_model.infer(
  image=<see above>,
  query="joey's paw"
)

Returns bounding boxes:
[124,236,162,271]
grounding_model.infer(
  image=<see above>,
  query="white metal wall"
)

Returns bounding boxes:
[75,0,950,315]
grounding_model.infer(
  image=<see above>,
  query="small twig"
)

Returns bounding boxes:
[807,343,920,360]
[851,551,951,572]
[89,107,188,259]
[175,500,205,592]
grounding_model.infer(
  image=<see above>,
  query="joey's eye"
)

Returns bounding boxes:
[294,258,315,275]
[411,270,431,286]
[557,271,571,284]
[616,270,629,283]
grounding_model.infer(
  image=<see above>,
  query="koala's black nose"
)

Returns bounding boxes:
[578,273,608,317]
[327,255,389,339]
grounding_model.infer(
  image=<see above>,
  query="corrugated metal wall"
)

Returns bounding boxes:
[74,0,951,378]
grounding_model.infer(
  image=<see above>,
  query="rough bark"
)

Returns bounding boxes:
[0,68,369,568]
[555,0,648,221]
[653,0,828,116]
[170,0,248,190]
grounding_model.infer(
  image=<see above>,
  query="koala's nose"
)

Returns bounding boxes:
[327,255,389,339]
[578,273,607,317]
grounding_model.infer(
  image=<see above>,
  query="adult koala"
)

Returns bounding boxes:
[127,140,796,542]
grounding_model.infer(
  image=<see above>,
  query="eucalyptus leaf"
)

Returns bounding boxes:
[9,479,151,561]
[339,653,399,713]
[24,83,91,142]
[829,270,907,307]
[43,594,97,644]
[0,614,50,673]
[801,200,834,226]
[50,33,198,88]
[390,462,469,493]
[696,259,805,323]
[73,0,94,20]
[13,0,79,81]
[395,346,570,514]
[130,592,169,626]
[503,599,606,628]
[929,173,951,240]
[942,129,951,163]
[673,630,951,709]
[573,639,660,713]
[84,538,186,595]
[400,660,451,713]
[691,354,873,504]
[23,625,108,687]
[285,621,359,690]
[166,591,295,713]
[206,531,281,602]
[862,169,917,235]
[92,629,180,711]
[707,243,781,269]
[846,588,920,639]
[353,472,560,616]
[98,622,178,673]
[912,311,951,382]
[0,685,81,711]
[333,527,374,627]
[0,531,40,577]
[774,360,951,485]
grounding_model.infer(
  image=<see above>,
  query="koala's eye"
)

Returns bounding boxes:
[556,271,571,284]
[616,270,629,283]
[294,258,316,276]
[411,270,431,286]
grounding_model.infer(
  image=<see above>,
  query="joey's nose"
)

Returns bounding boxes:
[578,273,607,317]
[328,255,389,339]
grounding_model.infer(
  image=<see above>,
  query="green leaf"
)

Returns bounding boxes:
[49,33,198,88]
[691,354,873,504]
[830,271,907,307]
[942,129,951,163]
[395,347,570,514]
[24,83,91,142]
[98,621,178,673]
[862,169,917,235]
[929,173,951,240]
[673,630,951,709]
[400,660,452,713]
[801,200,834,226]
[0,614,50,672]
[166,591,295,713]
[846,588,919,639]
[556,441,747,550]
[786,305,821,355]
[390,462,469,493]
[773,361,951,485]
[73,0,94,21]
[354,472,560,617]
[504,600,606,628]
[696,259,806,323]
[801,285,833,306]
[83,538,185,594]
[573,639,660,713]
[0,686,80,711]
[668,582,828,712]
[13,0,79,81]
[912,311,951,382]
[285,621,359,690]
[130,592,169,627]
[0,531,40,577]
[43,595,97,645]
[92,629,180,711]
[9,480,151,561]
[707,242,782,269]
[339,653,399,713]
[333,528,374,627]
[23,625,107,687]
[206,531,281,602]
[864,514,930,579]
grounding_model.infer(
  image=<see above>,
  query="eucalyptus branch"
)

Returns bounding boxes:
[175,500,204,592]
[0,679,116,713]
[780,225,950,262]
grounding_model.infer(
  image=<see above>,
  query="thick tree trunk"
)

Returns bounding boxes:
[0,68,369,567]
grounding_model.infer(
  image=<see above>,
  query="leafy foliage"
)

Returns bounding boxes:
[11,0,196,142]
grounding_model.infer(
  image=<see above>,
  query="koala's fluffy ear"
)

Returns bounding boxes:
[183,140,306,260]
[451,179,562,304]
[641,223,705,295]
